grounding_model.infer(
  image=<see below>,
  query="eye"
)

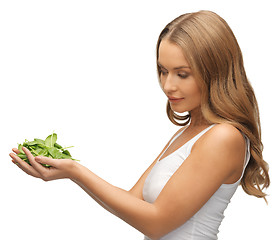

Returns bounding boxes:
[178,72,189,79]
[160,68,168,76]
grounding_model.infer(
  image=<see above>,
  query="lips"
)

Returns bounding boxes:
[168,96,183,100]
[167,96,184,103]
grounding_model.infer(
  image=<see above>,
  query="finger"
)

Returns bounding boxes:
[22,147,50,174]
[9,152,41,178]
[22,147,35,161]
[35,156,59,168]
[12,148,20,154]
[12,159,34,175]
[35,156,70,181]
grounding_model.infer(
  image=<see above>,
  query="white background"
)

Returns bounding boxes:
[1,0,276,239]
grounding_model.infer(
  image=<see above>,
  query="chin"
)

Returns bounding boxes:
[171,107,189,114]
[170,104,199,114]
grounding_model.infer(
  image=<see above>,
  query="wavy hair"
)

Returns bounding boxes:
[156,10,270,201]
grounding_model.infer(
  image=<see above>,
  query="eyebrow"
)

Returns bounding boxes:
[157,62,191,70]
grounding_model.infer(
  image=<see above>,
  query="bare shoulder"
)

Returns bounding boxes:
[211,123,244,137]
[197,123,245,147]
[192,123,246,166]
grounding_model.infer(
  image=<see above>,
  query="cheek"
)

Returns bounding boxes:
[194,86,202,100]
[193,86,202,104]
[184,83,202,108]
[181,81,201,99]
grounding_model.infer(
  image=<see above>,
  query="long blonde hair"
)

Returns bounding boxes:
[157,10,270,201]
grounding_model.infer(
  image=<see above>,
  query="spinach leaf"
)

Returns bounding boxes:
[34,138,45,145]
[45,133,57,148]
[54,143,63,149]
[16,132,78,168]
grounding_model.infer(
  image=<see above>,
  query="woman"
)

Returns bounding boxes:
[10,10,270,239]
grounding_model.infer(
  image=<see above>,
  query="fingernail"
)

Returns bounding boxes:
[35,156,42,162]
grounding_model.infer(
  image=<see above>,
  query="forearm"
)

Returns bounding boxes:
[71,179,115,214]
[70,162,159,237]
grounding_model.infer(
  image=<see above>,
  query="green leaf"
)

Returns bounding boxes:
[18,144,24,153]
[17,153,27,159]
[54,143,63,149]
[45,133,57,148]
[34,138,45,145]
[62,149,71,157]
[48,147,62,159]
[30,147,41,156]
[16,132,79,167]
[26,140,38,146]
[35,147,45,155]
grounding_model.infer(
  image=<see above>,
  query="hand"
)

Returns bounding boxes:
[10,147,77,181]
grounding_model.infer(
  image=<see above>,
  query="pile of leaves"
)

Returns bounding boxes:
[17,133,78,167]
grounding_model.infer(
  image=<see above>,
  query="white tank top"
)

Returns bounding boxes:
[143,124,250,240]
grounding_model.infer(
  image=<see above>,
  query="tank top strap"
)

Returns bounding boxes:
[160,124,216,160]
[188,124,216,147]
[220,131,251,188]
[167,127,187,146]
[170,124,216,147]
[158,128,187,160]
[242,134,251,169]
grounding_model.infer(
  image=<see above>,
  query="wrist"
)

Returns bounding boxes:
[68,160,82,180]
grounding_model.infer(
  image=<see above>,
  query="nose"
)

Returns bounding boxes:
[162,73,178,94]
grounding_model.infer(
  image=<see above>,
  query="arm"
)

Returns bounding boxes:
[10,147,160,237]
[128,126,187,199]
[9,126,186,237]
[10,124,245,239]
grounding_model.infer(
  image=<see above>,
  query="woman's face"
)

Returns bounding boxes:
[158,40,202,114]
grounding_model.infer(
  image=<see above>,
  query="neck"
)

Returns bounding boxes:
[189,107,210,129]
